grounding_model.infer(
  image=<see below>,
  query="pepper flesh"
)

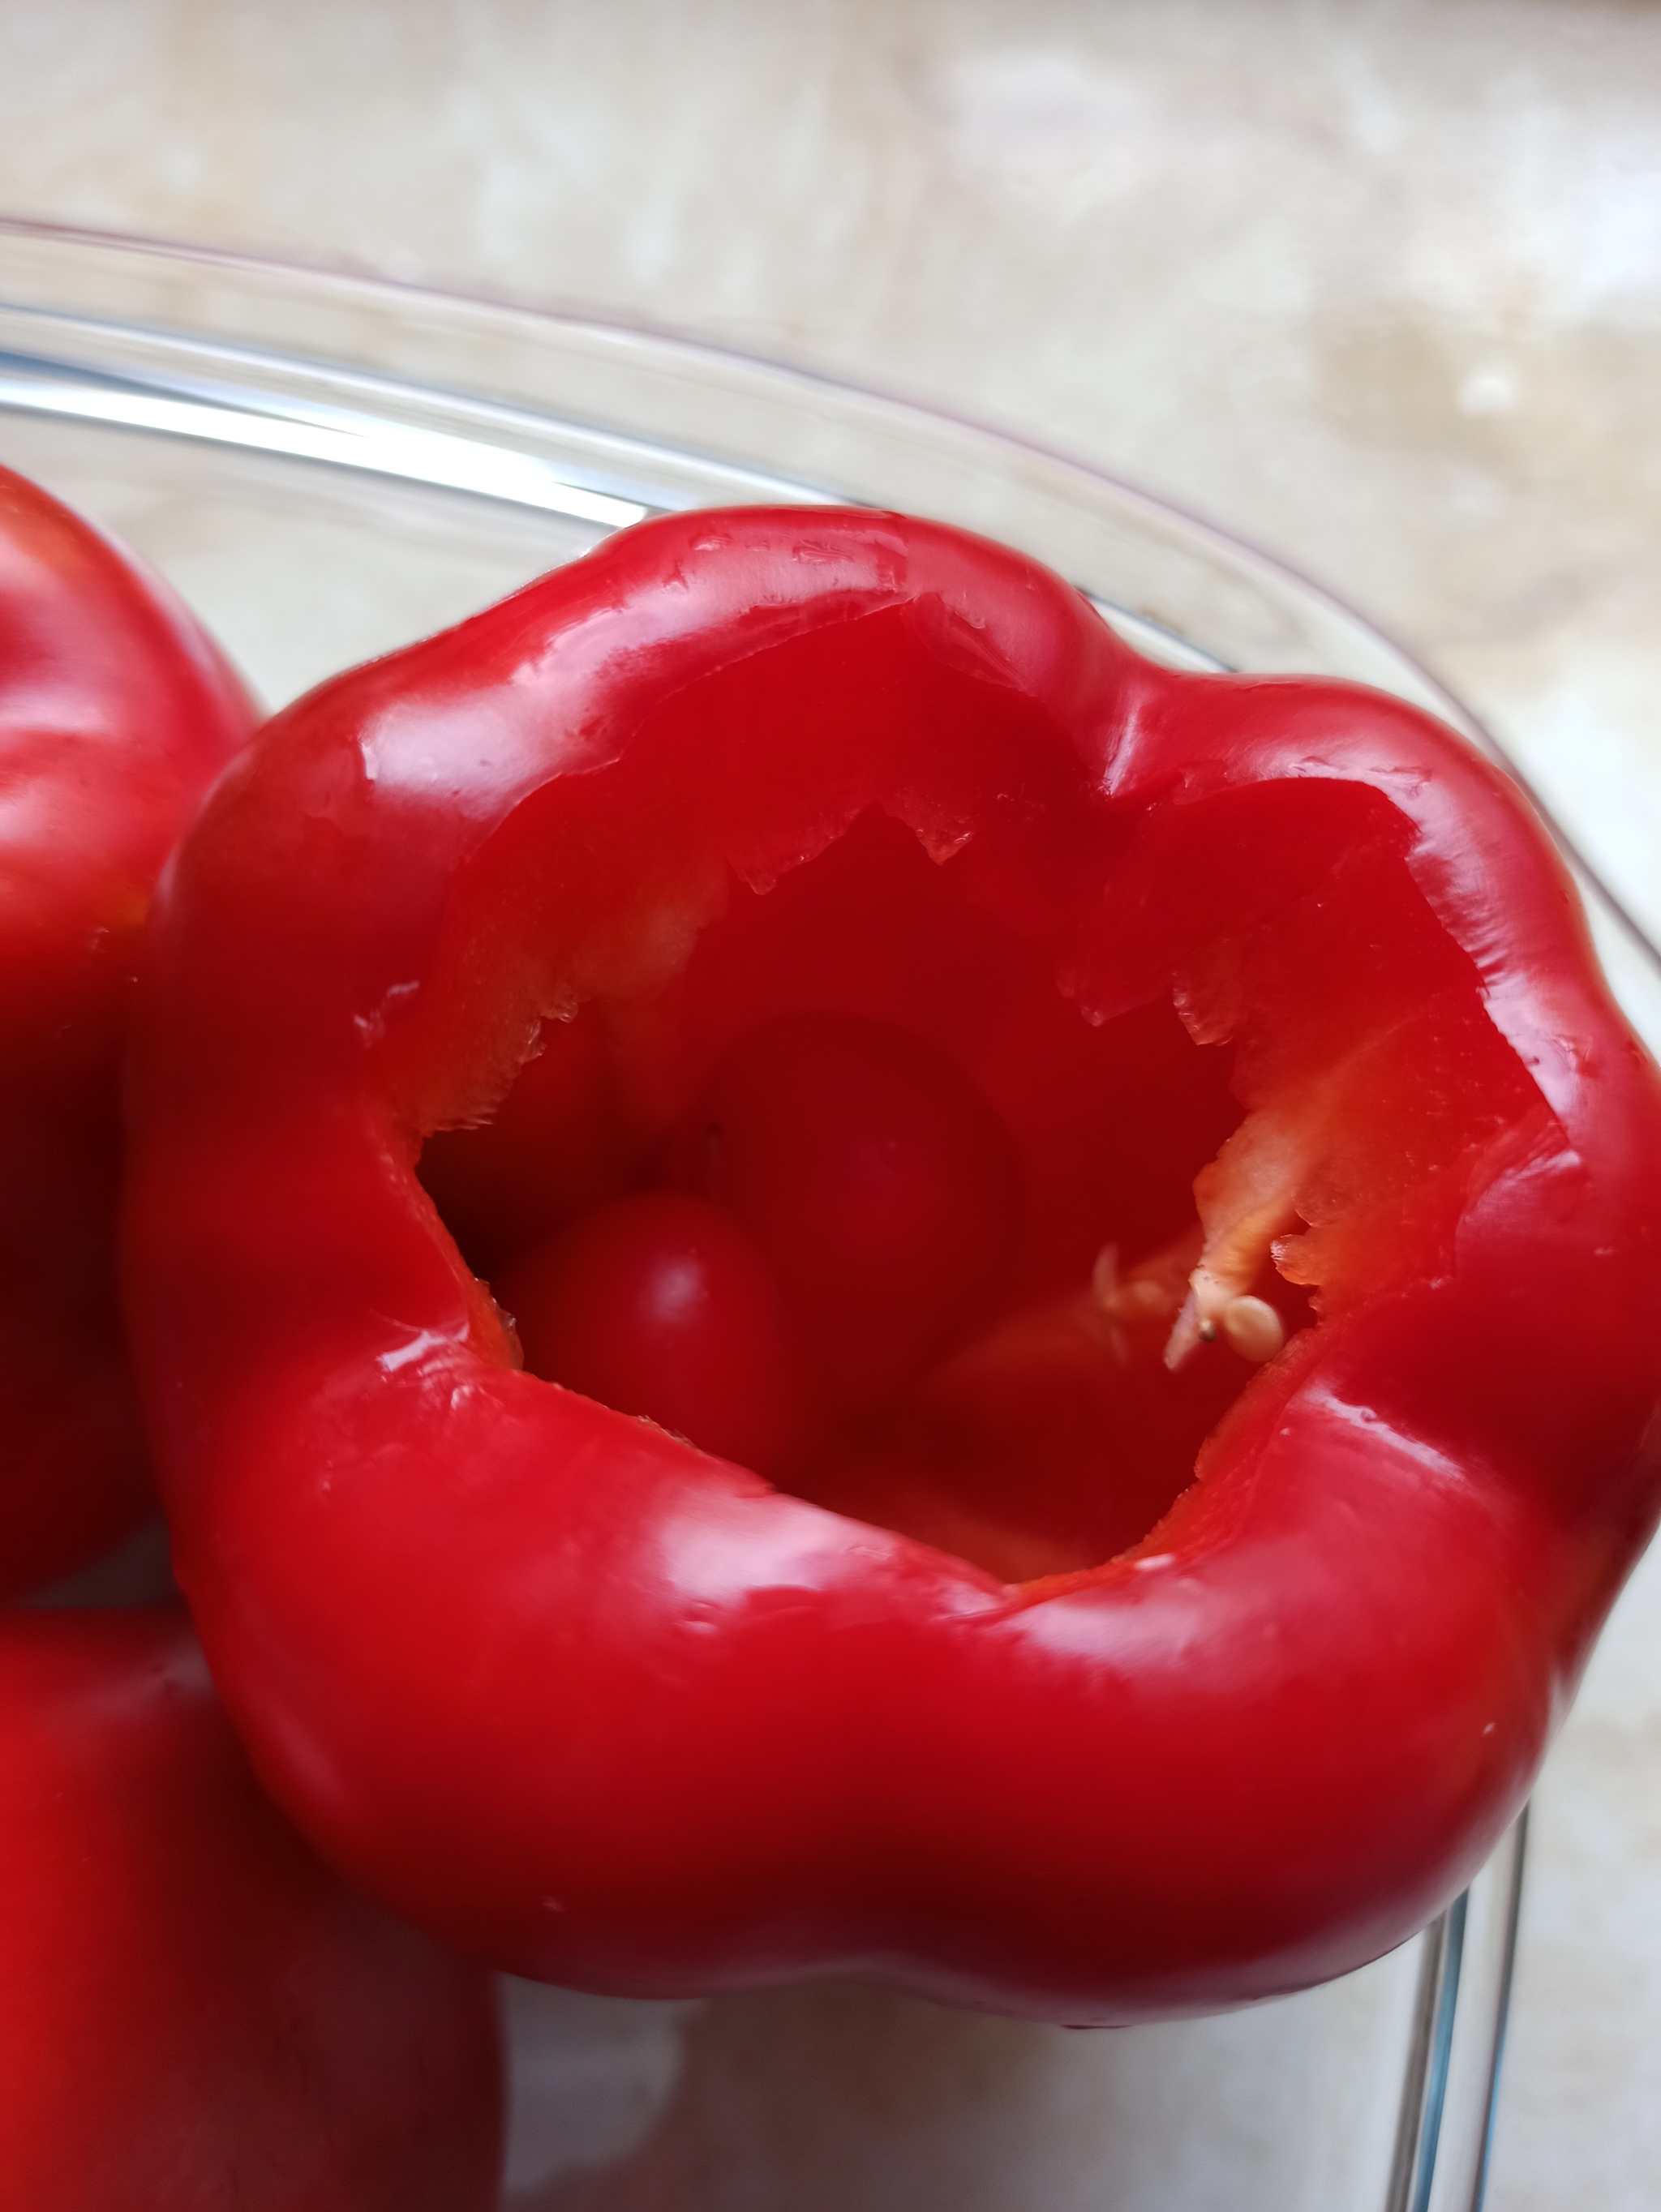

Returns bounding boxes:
[0,1607,501,2210]
[125,508,1661,2024]
[0,466,253,1593]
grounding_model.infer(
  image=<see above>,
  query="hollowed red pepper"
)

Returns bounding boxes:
[0,1606,501,2209]
[125,508,1661,2024]
[0,466,252,1593]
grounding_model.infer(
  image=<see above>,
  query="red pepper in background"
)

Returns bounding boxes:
[0,1606,501,2210]
[124,508,1661,2024]
[0,467,253,1594]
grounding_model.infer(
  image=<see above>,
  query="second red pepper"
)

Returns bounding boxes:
[0,465,252,1593]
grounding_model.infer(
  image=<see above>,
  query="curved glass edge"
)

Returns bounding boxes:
[0,220,1595,719]
[2,264,1656,1072]
[1393,1895,1467,2212]
[1388,1816,1527,2212]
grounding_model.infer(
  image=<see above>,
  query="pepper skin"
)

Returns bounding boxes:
[124,508,1661,2024]
[0,1606,501,2210]
[0,466,253,1593]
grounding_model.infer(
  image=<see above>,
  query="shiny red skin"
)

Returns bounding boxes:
[0,467,253,1593]
[124,508,1661,2024]
[0,1607,501,2210]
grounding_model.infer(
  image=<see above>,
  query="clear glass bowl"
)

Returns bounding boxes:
[3,218,1648,2212]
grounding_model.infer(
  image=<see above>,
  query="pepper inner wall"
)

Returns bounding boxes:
[420,804,1279,1579]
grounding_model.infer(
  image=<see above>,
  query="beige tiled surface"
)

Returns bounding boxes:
[3,3,1659,2203]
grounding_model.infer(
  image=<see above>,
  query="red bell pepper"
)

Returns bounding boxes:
[0,1605,501,2209]
[124,508,1661,2024]
[0,466,253,1594]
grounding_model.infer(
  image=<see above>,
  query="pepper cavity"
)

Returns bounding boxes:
[419,807,1302,1584]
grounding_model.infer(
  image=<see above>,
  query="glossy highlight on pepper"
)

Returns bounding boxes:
[124,507,1661,2023]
